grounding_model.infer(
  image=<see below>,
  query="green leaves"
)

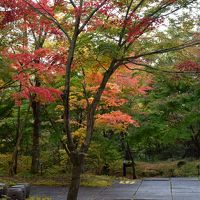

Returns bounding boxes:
[96,41,122,58]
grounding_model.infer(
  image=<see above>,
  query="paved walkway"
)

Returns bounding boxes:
[30,178,200,200]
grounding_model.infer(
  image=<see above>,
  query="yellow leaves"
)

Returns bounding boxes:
[44,40,57,48]
[62,135,67,141]
[95,121,127,133]
[70,94,79,110]
[0,79,4,87]
[69,91,86,110]
[62,127,86,146]
[55,105,64,111]
[44,38,68,50]
[54,13,65,23]
[73,127,86,145]
[131,103,144,113]
[0,143,4,148]
[59,86,65,91]
[55,118,64,123]
[78,47,91,58]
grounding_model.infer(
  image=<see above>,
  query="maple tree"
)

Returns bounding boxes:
[1,0,200,199]
[0,0,65,175]
[61,65,151,146]
[94,67,152,131]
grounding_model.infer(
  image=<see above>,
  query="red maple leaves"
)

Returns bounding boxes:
[177,60,200,72]
[96,111,140,127]
[7,48,65,105]
[92,67,152,128]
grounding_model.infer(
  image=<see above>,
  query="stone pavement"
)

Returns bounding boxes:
[30,178,200,200]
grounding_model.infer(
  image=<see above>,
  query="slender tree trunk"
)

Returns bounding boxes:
[9,103,31,176]
[127,143,137,179]
[10,139,19,176]
[10,132,23,176]
[67,154,84,200]
[190,126,200,158]
[191,138,200,158]
[9,106,21,176]
[14,106,21,174]
[9,82,22,176]
[31,97,41,174]
[13,150,18,174]
[13,106,21,174]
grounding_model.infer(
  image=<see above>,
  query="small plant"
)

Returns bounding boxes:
[177,161,186,168]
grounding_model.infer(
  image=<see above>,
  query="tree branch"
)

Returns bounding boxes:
[43,106,71,156]
[23,0,72,43]
[121,0,178,48]
[81,68,89,107]
[79,0,108,33]
[125,61,200,74]
[81,59,122,152]
[69,0,76,8]
[121,40,200,61]
[118,0,135,46]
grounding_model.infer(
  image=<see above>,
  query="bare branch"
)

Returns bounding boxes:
[95,58,107,71]
[121,40,200,61]
[118,0,135,46]
[69,0,76,8]
[125,61,200,74]
[132,0,146,13]
[60,139,71,156]
[124,63,154,74]
[0,79,18,91]
[162,0,197,17]
[79,0,108,33]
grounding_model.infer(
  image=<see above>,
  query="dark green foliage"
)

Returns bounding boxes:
[86,132,122,175]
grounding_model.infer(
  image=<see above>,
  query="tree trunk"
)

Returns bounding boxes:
[193,141,200,158]
[190,127,200,158]
[31,99,41,174]
[9,103,30,176]
[67,160,83,200]
[9,143,19,176]
[131,163,137,179]
[127,143,137,179]
[9,143,20,176]
[9,106,21,175]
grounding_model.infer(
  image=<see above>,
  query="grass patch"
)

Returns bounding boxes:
[0,176,69,187]
[81,174,113,187]
[0,174,114,187]
[135,159,200,178]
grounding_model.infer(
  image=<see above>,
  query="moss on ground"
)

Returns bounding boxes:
[1,153,200,187]
[81,174,113,187]
[0,174,114,187]
[135,159,200,178]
